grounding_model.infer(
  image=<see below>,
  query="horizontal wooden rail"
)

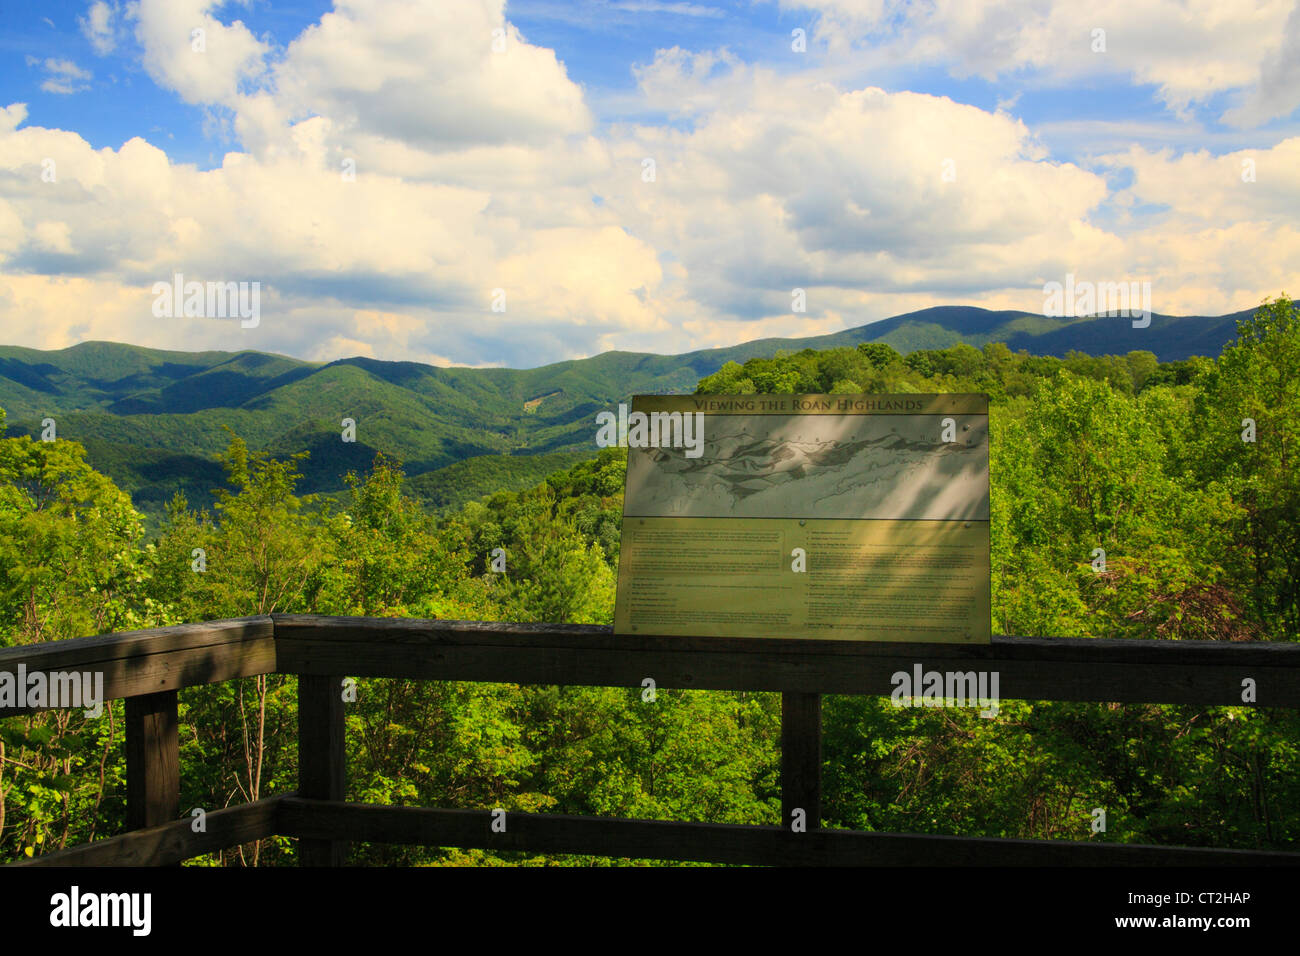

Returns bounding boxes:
[4,614,1297,707]
[0,617,275,714]
[274,615,1300,707]
[14,797,282,867]
[276,798,1299,867]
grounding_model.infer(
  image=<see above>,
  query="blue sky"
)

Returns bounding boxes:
[1,1,1298,366]
[10,1,1271,167]
[5,1,332,168]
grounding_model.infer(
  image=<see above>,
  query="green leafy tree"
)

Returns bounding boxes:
[0,411,150,858]
[153,433,331,865]
[1190,295,1300,636]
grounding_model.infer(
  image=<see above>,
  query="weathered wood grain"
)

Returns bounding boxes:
[277,798,1300,867]
[11,797,282,867]
[272,616,1300,707]
[297,674,348,866]
[125,691,179,832]
[0,617,275,712]
[272,615,1300,662]
[781,692,821,830]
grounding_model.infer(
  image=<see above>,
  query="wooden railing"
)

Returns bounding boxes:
[3,615,1299,866]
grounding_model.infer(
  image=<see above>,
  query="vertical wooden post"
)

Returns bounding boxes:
[298,673,347,865]
[125,690,180,831]
[781,692,821,831]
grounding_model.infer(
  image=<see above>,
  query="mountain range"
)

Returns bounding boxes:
[0,304,1256,520]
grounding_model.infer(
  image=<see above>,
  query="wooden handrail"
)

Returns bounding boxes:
[0,617,275,713]
[12,798,283,867]
[3,615,1299,866]
[274,615,1300,706]
[275,798,1300,867]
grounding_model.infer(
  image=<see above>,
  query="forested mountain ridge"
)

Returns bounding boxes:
[0,304,1256,518]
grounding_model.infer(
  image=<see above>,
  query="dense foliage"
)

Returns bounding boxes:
[1,297,1296,864]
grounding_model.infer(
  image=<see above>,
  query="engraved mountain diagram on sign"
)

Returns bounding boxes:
[625,414,989,521]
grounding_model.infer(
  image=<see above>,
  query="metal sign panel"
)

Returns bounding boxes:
[613,394,991,643]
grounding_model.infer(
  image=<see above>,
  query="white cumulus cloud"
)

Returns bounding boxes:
[79,1,118,55]
[0,0,1296,366]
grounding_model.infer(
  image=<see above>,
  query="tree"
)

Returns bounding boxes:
[1190,294,1300,636]
[156,433,330,865]
[857,342,901,368]
[0,410,150,857]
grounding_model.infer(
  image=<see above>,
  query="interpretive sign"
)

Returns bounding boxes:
[613,394,991,643]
